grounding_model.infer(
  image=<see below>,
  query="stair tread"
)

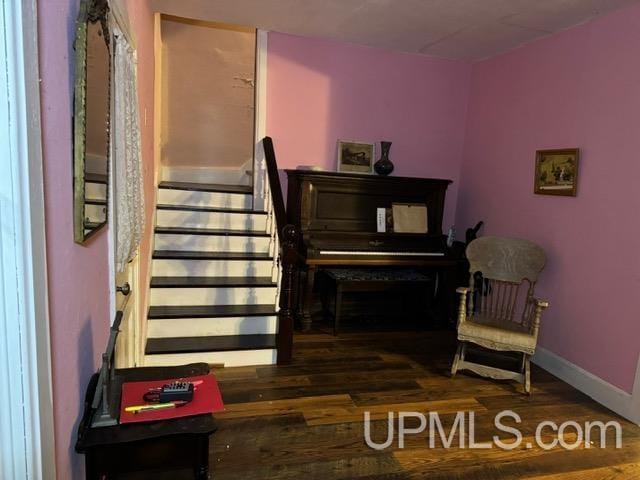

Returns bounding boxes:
[151,276,277,287]
[156,204,267,215]
[148,304,278,319]
[146,334,277,355]
[153,250,272,260]
[155,226,270,237]
[85,173,108,184]
[159,181,252,194]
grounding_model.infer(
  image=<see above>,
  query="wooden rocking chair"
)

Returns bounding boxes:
[451,236,549,394]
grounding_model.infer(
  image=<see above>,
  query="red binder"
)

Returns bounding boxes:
[120,374,224,424]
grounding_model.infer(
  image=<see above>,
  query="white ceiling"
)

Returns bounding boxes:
[150,0,640,61]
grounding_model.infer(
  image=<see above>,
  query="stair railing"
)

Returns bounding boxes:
[262,136,300,365]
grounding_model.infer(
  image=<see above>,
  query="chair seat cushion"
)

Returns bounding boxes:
[458,315,537,354]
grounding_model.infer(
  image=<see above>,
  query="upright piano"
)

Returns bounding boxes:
[286,169,460,330]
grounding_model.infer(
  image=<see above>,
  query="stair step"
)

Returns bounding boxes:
[85,173,108,184]
[156,204,267,215]
[147,315,278,338]
[156,208,268,230]
[145,334,277,355]
[148,304,278,319]
[153,250,272,260]
[158,189,252,210]
[143,349,276,367]
[150,276,277,288]
[159,181,252,194]
[155,227,270,237]
[154,230,271,254]
[152,254,273,277]
[150,285,276,306]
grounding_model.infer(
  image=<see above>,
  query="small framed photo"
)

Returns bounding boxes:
[337,140,375,174]
[534,148,579,196]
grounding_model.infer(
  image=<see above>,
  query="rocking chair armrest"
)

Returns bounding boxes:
[456,287,470,327]
[534,298,550,309]
[529,298,550,338]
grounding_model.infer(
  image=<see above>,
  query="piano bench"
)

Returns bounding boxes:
[322,268,432,335]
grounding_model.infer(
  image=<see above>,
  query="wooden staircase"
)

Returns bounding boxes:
[143,180,281,367]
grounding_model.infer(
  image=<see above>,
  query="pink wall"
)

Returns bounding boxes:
[267,33,471,229]
[457,4,640,392]
[38,1,155,477]
[38,0,110,477]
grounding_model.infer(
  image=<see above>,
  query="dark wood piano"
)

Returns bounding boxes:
[286,169,461,330]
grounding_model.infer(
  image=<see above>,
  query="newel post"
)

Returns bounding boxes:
[276,224,300,365]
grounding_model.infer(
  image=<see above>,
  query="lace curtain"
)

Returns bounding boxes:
[113,29,144,272]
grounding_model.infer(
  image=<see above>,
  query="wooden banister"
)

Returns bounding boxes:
[262,136,288,236]
[261,136,300,365]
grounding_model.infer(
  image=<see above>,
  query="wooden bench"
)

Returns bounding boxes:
[322,268,432,335]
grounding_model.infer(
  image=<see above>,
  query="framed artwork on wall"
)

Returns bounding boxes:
[534,148,579,196]
[337,140,375,174]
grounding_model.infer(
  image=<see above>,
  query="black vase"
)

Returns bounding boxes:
[374,141,394,176]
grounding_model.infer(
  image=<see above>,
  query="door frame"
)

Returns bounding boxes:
[0,0,56,478]
[108,14,143,367]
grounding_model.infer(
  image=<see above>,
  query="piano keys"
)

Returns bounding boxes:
[285,169,460,330]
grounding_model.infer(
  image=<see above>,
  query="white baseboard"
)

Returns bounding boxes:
[161,165,252,186]
[533,346,639,424]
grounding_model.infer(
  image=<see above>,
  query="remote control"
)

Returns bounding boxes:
[158,381,194,403]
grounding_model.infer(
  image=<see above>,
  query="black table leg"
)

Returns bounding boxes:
[194,435,210,479]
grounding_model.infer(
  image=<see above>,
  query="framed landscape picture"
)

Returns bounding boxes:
[337,140,375,174]
[534,148,579,196]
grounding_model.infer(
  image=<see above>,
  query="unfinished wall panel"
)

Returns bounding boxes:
[161,17,256,169]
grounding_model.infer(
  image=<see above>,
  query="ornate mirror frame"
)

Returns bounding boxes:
[73,0,111,243]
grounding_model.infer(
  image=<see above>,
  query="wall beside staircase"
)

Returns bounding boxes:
[266,32,471,231]
[160,18,256,176]
[38,0,111,477]
[38,0,156,478]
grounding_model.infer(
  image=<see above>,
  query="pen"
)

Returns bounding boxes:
[125,401,187,413]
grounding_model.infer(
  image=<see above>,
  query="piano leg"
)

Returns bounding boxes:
[301,265,317,331]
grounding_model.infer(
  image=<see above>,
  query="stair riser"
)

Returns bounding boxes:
[158,189,251,209]
[147,316,278,338]
[154,234,271,253]
[143,349,277,367]
[85,182,106,200]
[152,259,273,277]
[156,210,268,231]
[150,287,277,306]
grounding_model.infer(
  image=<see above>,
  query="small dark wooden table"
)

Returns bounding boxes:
[322,268,432,335]
[76,363,217,479]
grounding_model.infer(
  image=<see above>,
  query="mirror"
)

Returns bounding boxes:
[73,0,111,242]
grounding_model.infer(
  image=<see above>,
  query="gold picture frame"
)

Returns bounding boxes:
[534,148,579,197]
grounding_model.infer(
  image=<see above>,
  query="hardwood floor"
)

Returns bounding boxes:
[210,330,640,479]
